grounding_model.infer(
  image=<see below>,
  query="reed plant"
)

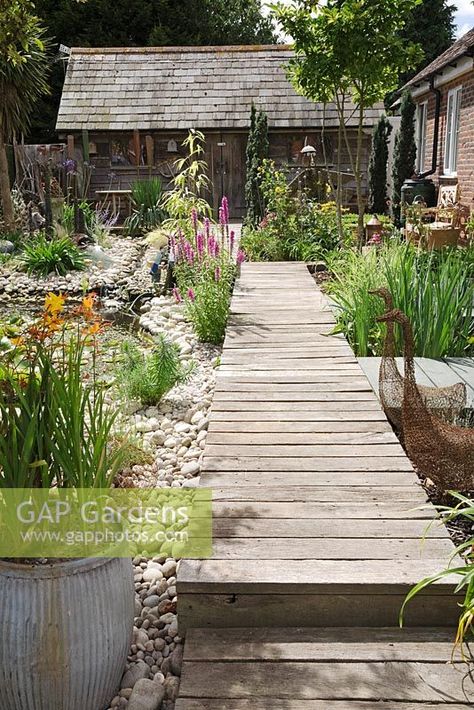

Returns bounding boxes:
[326,242,474,357]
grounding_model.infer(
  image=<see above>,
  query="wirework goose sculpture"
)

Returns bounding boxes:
[377,307,474,492]
[371,288,466,432]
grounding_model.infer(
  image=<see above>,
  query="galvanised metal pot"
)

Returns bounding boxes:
[0,557,134,710]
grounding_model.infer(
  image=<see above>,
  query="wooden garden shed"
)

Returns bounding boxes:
[56,45,383,218]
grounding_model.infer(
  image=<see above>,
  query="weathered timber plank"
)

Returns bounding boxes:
[177,591,460,630]
[176,701,472,710]
[219,364,360,375]
[178,559,456,591]
[206,432,398,445]
[213,391,376,402]
[207,421,392,433]
[210,517,447,538]
[210,411,388,421]
[200,472,420,488]
[209,537,453,560]
[204,444,405,457]
[203,501,429,519]
[202,456,412,471]
[215,380,372,392]
[211,401,381,411]
[183,627,460,662]
[178,661,471,702]
[209,485,423,502]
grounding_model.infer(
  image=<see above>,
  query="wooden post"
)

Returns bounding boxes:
[81,129,90,162]
[133,129,141,167]
[145,134,154,167]
[67,134,75,159]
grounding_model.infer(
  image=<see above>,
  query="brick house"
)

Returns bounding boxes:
[404,28,474,207]
[56,45,383,218]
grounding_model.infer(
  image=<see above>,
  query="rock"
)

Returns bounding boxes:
[149,431,166,447]
[190,411,204,425]
[164,676,180,702]
[127,678,165,710]
[161,560,177,578]
[0,240,15,254]
[143,595,160,608]
[164,436,177,449]
[169,645,183,675]
[142,568,163,584]
[120,660,150,689]
[180,461,200,477]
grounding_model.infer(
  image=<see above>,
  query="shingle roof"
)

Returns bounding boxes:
[56,45,383,132]
[403,28,474,90]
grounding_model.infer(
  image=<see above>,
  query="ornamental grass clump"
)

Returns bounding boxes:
[325,241,474,358]
[0,293,125,488]
[173,197,244,344]
[22,233,86,276]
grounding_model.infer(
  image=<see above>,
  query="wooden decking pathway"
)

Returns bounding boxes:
[176,262,470,707]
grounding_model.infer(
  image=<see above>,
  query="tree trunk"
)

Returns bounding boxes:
[355,102,365,250]
[0,131,14,231]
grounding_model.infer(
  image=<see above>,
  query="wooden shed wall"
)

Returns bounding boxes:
[66,129,370,219]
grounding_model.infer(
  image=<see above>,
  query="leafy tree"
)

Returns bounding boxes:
[368,115,393,215]
[401,0,455,83]
[245,104,269,226]
[30,0,276,141]
[391,91,417,224]
[272,0,422,247]
[0,6,50,230]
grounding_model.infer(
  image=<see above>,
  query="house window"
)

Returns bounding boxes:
[444,86,462,175]
[415,101,427,173]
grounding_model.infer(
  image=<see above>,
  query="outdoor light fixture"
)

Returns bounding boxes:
[301,144,317,165]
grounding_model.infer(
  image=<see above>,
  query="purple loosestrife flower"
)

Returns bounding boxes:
[187,288,196,302]
[221,196,229,225]
[191,208,198,235]
[173,287,182,303]
[236,249,246,265]
[204,218,211,240]
[208,236,216,258]
[215,266,221,282]
[230,230,235,254]
[196,232,204,260]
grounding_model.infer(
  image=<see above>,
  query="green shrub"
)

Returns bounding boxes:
[116,335,194,406]
[22,234,86,276]
[241,160,354,262]
[125,178,166,235]
[326,241,474,357]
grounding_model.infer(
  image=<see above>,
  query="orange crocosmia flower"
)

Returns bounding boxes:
[85,321,103,336]
[81,293,96,314]
[10,336,25,347]
[44,292,66,314]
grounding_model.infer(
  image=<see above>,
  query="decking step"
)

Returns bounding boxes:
[176,627,473,709]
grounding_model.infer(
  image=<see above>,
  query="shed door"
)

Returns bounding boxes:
[206,134,247,220]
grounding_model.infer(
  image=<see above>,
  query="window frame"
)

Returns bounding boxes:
[415,100,428,174]
[444,86,462,176]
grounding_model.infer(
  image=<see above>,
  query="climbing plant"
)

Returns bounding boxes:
[368,114,393,215]
[245,103,269,226]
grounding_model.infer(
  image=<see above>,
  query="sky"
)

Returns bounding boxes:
[455,0,474,37]
[263,2,474,39]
